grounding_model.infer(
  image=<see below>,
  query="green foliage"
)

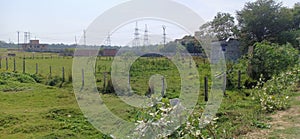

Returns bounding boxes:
[198,12,237,41]
[0,72,36,83]
[249,42,299,80]
[277,29,300,49]
[236,0,294,48]
[46,76,62,86]
[253,64,300,113]
[29,74,44,83]
[103,79,115,94]
[227,57,256,89]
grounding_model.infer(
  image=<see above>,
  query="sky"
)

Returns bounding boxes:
[0,0,298,45]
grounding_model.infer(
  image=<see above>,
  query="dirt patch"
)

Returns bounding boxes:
[241,92,300,138]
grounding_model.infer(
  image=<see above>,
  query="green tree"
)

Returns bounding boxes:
[198,12,237,41]
[237,0,293,47]
[292,3,300,29]
[211,12,237,40]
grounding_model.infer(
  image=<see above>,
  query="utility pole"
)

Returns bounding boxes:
[162,25,167,46]
[144,24,149,46]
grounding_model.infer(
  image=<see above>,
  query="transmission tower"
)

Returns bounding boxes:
[24,32,30,43]
[105,32,111,46]
[143,24,149,46]
[83,30,86,46]
[133,22,140,47]
[162,25,167,46]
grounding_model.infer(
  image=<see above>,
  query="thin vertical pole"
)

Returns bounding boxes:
[238,70,241,89]
[62,67,65,82]
[13,58,16,72]
[49,66,52,77]
[82,69,85,87]
[204,76,208,102]
[161,77,165,97]
[22,57,25,73]
[6,57,8,70]
[36,63,38,74]
[0,57,2,69]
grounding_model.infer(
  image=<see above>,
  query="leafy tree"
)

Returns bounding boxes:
[292,3,300,29]
[211,12,238,40]
[198,12,237,41]
[237,0,293,47]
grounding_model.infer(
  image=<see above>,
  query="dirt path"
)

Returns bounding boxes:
[242,91,300,139]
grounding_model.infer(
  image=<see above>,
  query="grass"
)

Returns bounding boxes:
[0,50,290,138]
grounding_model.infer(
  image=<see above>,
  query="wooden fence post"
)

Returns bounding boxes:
[6,57,8,70]
[82,69,85,87]
[62,67,65,82]
[23,57,25,73]
[13,58,16,72]
[0,57,2,69]
[103,72,107,90]
[49,66,52,77]
[36,63,38,74]
[161,77,165,97]
[204,76,208,102]
[238,70,241,89]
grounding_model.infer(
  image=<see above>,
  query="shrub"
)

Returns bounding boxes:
[46,76,62,86]
[249,42,299,81]
[227,56,256,89]
[253,64,300,113]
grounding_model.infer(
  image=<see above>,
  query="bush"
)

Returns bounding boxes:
[46,76,62,86]
[227,56,256,89]
[249,42,299,80]
[253,64,300,113]
[0,72,36,83]
[29,74,44,83]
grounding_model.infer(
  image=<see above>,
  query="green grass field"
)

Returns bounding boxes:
[0,50,280,138]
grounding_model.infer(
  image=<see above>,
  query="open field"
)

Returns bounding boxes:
[0,50,298,138]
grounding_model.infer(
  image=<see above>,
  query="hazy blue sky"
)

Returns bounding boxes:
[0,0,298,45]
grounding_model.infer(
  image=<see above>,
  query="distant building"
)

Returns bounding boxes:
[102,49,118,56]
[21,40,47,52]
[211,38,242,63]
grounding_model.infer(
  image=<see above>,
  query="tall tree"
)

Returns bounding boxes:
[236,0,293,47]
[198,12,237,41]
[211,12,237,41]
[292,3,300,29]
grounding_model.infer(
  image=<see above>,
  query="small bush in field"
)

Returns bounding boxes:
[253,64,300,113]
[46,76,62,86]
